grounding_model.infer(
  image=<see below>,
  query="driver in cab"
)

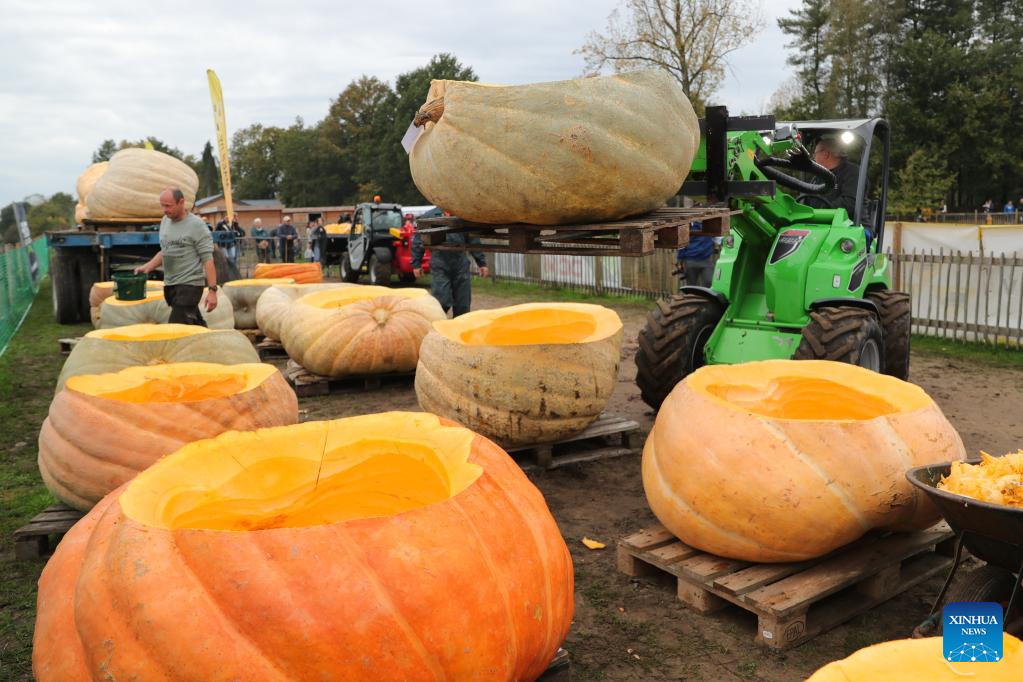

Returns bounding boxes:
[812,135,859,220]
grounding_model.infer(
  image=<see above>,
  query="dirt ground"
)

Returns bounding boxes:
[295,289,1023,681]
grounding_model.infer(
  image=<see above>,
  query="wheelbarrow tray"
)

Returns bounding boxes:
[907,461,1023,573]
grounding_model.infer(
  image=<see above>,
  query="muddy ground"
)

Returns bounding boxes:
[292,289,1023,681]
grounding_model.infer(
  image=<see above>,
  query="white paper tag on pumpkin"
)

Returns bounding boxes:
[401,121,423,155]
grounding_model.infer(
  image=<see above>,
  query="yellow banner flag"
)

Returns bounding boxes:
[206,69,234,223]
[143,139,154,150]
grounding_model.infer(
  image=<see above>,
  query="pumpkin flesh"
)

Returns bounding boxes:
[255,282,354,340]
[416,302,623,446]
[34,412,573,682]
[643,360,966,562]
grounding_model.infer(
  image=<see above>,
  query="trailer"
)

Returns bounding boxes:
[46,218,237,324]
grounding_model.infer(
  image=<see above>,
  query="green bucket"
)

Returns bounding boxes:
[112,271,149,301]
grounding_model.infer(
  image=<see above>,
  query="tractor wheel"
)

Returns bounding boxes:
[74,251,99,322]
[867,289,911,380]
[932,565,1019,634]
[794,307,884,372]
[339,254,360,283]
[635,294,723,410]
[50,249,82,324]
[368,254,391,285]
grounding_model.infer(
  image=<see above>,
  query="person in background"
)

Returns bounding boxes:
[982,198,993,214]
[303,220,316,261]
[812,136,859,219]
[310,218,325,263]
[135,187,217,326]
[411,215,488,317]
[215,218,238,265]
[269,224,278,260]
[1004,199,1015,217]
[231,217,245,259]
[251,218,270,263]
[277,215,298,263]
[675,221,716,288]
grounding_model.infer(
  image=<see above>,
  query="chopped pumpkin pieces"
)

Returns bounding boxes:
[939,451,1023,507]
[581,537,606,550]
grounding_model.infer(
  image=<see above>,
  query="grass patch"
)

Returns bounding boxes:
[473,276,654,307]
[0,278,90,681]
[912,334,1023,369]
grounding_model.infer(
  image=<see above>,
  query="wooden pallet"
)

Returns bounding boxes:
[255,337,288,360]
[14,504,85,560]
[416,207,737,257]
[508,413,642,470]
[58,337,82,355]
[283,360,414,397]
[618,523,955,650]
[538,648,571,681]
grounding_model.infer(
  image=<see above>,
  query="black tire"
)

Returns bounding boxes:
[398,271,416,283]
[794,307,884,372]
[50,249,82,324]
[368,254,391,285]
[75,252,99,321]
[340,253,360,282]
[635,294,723,410]
[935,565,1018,634]
[867,289,911,380]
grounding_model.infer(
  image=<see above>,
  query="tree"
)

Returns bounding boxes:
[196,141,221,199]
[321,76,396,203]
[230,124,284,199]
[275,119,350,206]
[92,140,118,163]
[776,0,831,118]
[27,193,75,237]
[890,148,956,217]
[577,0,764,113]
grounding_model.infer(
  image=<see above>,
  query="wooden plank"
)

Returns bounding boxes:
[745,525,952,617]
[622,526,677,552]
[714,560,816,597]
[677,554,749,582]
[647,542,700,565]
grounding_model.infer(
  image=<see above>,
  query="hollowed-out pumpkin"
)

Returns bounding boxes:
[222,278,295,329]
[255,282,354,341]
[39,362,297,511]
[33,412,573,681]
[86,148,198,220]
[99,290,234,329]
[416,303,623,447]
[57,324,259,392]
[409,69,700,225]
[807,634,1022,680]
[88,280,164,326]
[643,360,966,562]
[253,262,323,283]
[280,286,445,377]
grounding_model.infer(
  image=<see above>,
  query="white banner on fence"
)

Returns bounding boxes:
[492,252,525,279]
[541,254,595,287]
[888,222,1023,255]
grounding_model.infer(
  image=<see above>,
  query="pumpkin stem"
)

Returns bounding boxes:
[414,98,445,127]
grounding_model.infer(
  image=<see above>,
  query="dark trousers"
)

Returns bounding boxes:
[281,240,295,263]
[431,265,472,317]
[257,246,270,262]
[164,284,208,327]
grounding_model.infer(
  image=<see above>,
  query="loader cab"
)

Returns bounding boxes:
[782,118,891,252]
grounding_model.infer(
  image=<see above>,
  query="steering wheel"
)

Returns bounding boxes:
[755,147,836,195]
[796,194,835,209]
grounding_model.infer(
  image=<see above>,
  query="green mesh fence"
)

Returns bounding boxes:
[0,236,50,357]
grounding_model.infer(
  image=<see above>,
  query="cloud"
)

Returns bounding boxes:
[0,0,798,207]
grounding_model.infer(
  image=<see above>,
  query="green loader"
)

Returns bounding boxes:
[636,107,910,409]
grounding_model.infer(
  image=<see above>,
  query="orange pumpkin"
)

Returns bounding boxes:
[253,262,323,283]
[643,360,965,562]
[39,362,297,511]
[33,412,573,681]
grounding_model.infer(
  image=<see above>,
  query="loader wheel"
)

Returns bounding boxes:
[635,294,723,410]
[340,254,360,283]
[794,307,884,372]
[368,254,391,285]
[867,289,911,380]
[50,249,82,324]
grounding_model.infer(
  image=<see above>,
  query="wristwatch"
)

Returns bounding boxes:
[207,285,218,292]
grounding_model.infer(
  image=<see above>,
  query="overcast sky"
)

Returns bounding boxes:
[0,0,800,208]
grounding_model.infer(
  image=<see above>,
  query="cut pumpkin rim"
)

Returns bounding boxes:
[224,278,295,287]
[86,323,212,341]
[102,291,166,306]
[432,302,623,346]
[687,360,934,421]
[65,362,276,403]
[298,286,430,309]
[119,412,484,531]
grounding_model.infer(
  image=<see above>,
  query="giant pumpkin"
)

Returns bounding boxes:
[74,161,108,223]
[86,148,198,219]
[280,286,445,377]
[99,289,234,329]
[255,282,354,341]
[416,303,622,447]
[643,360,966,562]
[39,362,297,511]
[88,279,164,326]
[253,262,323,283]
[57,324,259,392]
[33,412,573,681]
[808,634,1022,680]
[409,69,700,225]
[221,278,294,329]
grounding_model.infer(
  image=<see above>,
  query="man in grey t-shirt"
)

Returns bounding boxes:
[135,188,218,325]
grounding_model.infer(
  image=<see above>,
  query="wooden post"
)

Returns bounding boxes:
[892,220,903,290]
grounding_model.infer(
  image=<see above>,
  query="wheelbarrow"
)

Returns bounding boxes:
[906,461,1023,635]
